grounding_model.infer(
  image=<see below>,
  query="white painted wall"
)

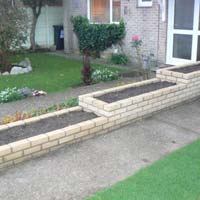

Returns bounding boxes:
[25,5,64,48]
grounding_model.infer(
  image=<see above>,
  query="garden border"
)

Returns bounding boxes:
[1,63,200,169]
[0,106,110,169]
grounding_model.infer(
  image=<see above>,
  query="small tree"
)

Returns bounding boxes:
[71,16,125,85]
[0,0,28,69]
[21,0,56,50]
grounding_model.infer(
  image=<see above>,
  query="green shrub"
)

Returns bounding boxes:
[71,16,125,85]
[66,97,79,107]
[111,53,129,65]
[0,87,24,103]
[71,16,126,57]
[92,69,120,82]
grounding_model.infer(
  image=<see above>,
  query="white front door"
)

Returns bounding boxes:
[166,0,200,65]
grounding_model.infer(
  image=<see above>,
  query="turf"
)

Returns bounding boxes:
[86,139,200,200]
[0,53,125,93]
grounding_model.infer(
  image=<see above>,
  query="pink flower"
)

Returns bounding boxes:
[132,35,139,41]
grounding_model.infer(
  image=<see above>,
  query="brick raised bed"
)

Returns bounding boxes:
[2,63,200,169]
[157,63,200,101]
[79,78,186,120]
[156,62,200,84]
[0,107,113,169]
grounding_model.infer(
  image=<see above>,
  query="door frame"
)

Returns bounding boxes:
[166,0,200,65]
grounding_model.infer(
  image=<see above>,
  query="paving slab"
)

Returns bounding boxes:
[0,100,200,200]
[155,100,200,133]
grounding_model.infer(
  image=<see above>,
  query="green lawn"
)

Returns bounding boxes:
[86,139,200,200]
[0,53,124,93]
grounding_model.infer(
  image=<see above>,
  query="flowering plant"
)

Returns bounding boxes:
[0,87,24,103]
[131,35,142,48]
[92,69,120,82]
[131,35,148,79]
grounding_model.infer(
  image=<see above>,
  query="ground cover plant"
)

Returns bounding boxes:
[0,87,25,103]
[92,69,120,82]
[2,97,78,124]
[86,139,200,200]
[110,53,129,65]
[0,53,126,93]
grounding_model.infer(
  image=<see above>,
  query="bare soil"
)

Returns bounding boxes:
[97,81,176,103]
[0,111,97,145]
[171,65,200,74]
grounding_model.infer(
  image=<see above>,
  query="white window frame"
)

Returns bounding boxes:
[138,0,153,7]
[87,0,120,24]
[166,0,200,65]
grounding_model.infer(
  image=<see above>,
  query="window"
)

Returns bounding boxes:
[138,0,153,7]
[113,0,121,22]
[87,0,121,23]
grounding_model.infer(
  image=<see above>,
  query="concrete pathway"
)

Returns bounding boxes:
[0,78,135,122]
[0,99,200,200]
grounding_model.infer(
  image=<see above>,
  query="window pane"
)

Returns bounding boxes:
[174,0,194,30]
[90,0,110,23]
[197,36,200,61]
[113,0,121,22]
[173,34,192,60]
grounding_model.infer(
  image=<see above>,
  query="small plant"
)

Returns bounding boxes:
[2,97,79,124]
[66,97,79,107]
[111,53,129,65]
[0,88,24,103]
[92,69,120,82]
[131,35,148,79]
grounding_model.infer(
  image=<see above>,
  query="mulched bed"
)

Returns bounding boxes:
[97,81,176,103]
[0,111,97,145]
[171,65,200,74]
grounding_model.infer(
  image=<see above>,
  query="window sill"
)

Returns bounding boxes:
[89,22,120,24]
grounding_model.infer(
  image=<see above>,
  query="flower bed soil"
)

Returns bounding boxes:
[171,65,200,74]
[97,81,176,103]
[0,111,97,145]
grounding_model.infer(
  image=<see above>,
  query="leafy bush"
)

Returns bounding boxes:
[71,16,126,58]
[111,53,129,65]
[71,16,125,85]
[92,69,120,82]
[0,87,24,103]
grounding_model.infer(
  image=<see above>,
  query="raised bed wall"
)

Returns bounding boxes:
[156,63,200,101]
[2,63,200,169]
[156,62,200,84]
[79,78,188,120]
[0,107,121,169]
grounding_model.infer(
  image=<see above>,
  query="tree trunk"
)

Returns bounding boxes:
[30,16,38,51]
[0,50,11,72]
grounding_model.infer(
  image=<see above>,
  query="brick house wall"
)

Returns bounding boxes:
[63,0,168,65]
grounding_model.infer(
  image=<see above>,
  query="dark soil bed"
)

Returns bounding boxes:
[171,65,200,74]
[0,111,97,145]
[97,81,176,103]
